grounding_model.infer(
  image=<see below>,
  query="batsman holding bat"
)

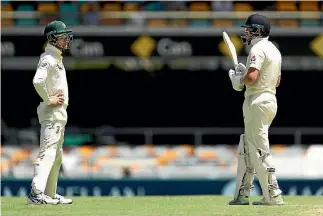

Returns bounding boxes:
[27,21,73,205]
[227,14,284,205]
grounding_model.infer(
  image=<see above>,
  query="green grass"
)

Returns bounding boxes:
[2,196,323,216]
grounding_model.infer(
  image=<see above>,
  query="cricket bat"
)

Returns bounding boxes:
[222,31,238,68]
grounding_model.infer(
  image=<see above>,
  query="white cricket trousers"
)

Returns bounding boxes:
[31,120,65,198]
[242,92,282,197]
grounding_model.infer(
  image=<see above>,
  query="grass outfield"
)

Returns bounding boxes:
[2,196,323,216]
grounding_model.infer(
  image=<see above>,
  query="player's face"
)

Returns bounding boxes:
[244,27,253,38]
[242,27,262,45]
[241,27,252,45]
[56,33,72,49]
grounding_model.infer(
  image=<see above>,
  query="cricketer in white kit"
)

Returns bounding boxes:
[227,14,284,205]
[27,20,73,205]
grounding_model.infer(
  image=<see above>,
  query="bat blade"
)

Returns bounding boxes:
[222,31,238,67]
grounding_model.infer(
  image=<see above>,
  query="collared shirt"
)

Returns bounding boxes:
[245,37,282,98]
[33,43,69,106]
[33,43,69,123]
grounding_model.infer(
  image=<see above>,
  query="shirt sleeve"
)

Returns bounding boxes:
[247,47,265,71]
[33,60,52,105]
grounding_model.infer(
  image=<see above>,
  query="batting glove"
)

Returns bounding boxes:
[228,63,247,91]
[235,63,247,76]
[229,69,244,91]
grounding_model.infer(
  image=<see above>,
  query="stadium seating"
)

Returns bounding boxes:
[124,2,140,11]
[301,20,320,26]
[169,19,188,27]
[275,1,299,27]
[212,20,233,27]
[1,3,14,27]
[276,1,297,11]
[37,2,58,25]
[16,4,37,26]
[59,3,80,25]
[148,19,168,27]
[189,2,210,27]
[299,1,319,11]
[190,2,210,11]
[278,20,299,27]
[1,1,322,27]
[80,2,100,13]
[101,2,122,25]
[144,2,164,11]
[2,144,323,179]
[234,3,253,11]
[234,3,254,26]
[80,2,100,25]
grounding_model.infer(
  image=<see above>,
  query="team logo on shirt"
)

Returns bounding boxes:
[38,61,49,69]
[57,63,63,70]
[251,55,256,62]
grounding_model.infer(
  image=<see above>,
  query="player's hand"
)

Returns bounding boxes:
[228,69,244,91]
[49,93,64,107]
[235,63,247,76]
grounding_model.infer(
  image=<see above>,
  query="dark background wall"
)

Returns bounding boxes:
[2,67,322,129]
[2,33,322,145]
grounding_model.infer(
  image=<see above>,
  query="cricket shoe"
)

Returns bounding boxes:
[27,193,59,205]
[252,194,284,206]
[228,195,250,205]
[54,194,73,204]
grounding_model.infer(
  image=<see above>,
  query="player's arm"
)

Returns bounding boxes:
[242,67,259,85]
[33,60,52,105]
[33,60,64,106]
[242,48,265,85]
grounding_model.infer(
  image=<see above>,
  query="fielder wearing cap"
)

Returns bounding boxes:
[28,20,73,205]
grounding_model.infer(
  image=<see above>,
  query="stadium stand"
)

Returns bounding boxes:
[2,1,322,27]
[37,2,59,25]
[16,4,37,26]
[59,2,80,25]
[1,144,323,179]
[1,2,14,27]
[2,0,323,181]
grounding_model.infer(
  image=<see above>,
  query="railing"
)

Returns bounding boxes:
[3,127,322,146]
[75,127,323,145]
[2,11,323,36]
[1,11,323,36]
[2,11,323,19]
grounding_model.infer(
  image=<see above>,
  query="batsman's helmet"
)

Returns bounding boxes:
[44,20,73,50]
[240,14,271,45]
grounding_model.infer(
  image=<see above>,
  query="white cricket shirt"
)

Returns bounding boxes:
[244,37,282,98]
[33,43,69,123]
